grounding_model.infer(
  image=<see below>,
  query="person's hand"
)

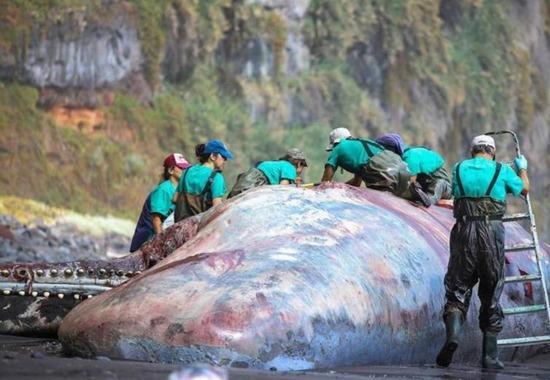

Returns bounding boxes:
[295,176,303,186]
[515,155,528,171]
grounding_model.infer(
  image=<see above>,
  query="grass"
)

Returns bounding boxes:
[0,196,134,237]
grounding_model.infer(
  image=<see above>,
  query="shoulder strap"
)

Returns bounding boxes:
[201,169,220,197]
[485,162,502,196]
[455,162,465,197]
[180,166,192,193]
[363,139,385,150]
[357,139,383,158]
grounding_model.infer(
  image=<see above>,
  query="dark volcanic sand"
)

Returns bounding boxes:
[1,335,549,380]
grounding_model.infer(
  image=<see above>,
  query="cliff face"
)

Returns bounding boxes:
[0,0,548,237]
[1,2,150,109]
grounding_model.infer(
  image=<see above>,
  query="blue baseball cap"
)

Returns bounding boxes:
[203,139,234,160]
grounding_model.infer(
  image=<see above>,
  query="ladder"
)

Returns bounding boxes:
[485,130,550,348]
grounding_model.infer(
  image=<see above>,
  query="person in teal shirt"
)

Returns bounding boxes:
[436,134,529,370]
[321,128,408,194]
[130,153,191,252]
[173,140,233,222]
[376,133,452,207]
[228,149,308,198]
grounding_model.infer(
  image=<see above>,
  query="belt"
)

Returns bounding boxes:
[458,215,502,222]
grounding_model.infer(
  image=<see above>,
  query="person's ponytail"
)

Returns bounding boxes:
[160,166,171,183]
[195,143,211,164]
[195,144,206,158]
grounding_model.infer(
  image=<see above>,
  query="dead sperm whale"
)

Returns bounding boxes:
[0,215,201,336]
[58,184,550,370]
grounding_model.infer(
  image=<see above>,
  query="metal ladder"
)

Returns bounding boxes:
[485,130,550,348]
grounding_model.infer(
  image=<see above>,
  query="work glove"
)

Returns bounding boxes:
[514,155,528,171]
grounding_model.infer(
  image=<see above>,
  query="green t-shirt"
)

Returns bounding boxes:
[176,165,226,199]
[150,180,177,217]
[452,157,524,202]
[403,147,445,176]
[326,139,384,174]
[256,160,297,184]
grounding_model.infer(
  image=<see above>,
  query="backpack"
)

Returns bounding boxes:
[228,167,269,199]
[174,167,220,223]
[356,139,411,196]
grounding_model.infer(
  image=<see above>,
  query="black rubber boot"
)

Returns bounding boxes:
[482,332,504,369]
[436,312,462,367]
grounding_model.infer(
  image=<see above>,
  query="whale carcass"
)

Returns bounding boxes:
[54,184,550,370]
[0,215,201,336]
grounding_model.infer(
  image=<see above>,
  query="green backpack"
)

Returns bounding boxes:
[356,139,411,196]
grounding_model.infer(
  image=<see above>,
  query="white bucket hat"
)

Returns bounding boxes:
[471,135,496,149]
[326,127,352,151]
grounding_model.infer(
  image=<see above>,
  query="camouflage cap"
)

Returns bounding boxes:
[281,148,308,166]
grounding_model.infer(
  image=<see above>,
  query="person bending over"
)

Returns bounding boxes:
[228,148,308,198]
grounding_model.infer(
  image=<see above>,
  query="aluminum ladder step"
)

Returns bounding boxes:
[485,130,550,349]
[503,304,547,315]
[504,243,536,252]
[504,274,541,284]
[498,335,550,348]
[502,213,530,222]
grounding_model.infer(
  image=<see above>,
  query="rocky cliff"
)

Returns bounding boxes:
[0,0,548,237]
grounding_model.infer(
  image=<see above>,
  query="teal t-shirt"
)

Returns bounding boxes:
[257,160,297,184]
[176,165,226,199]
[150,180,177,217]
[326,139,384,174]
[403,147,445,176]
[452,157,524,202]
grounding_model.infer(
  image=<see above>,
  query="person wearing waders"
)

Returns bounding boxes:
[228,148,308,198]
[130,153,192,252]
[436,134,529,369]
[173,140,233,222]
[321,128,410,195]
[375,133,452,207]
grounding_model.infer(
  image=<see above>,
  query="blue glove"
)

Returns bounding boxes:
[514,155,528,171]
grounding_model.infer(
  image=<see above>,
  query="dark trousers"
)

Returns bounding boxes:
[417,167,452,204]
[443,220,506,333]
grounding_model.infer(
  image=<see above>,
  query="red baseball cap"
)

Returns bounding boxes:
[163,153,191,170]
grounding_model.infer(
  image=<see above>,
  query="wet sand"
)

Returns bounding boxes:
[1,334,549,379]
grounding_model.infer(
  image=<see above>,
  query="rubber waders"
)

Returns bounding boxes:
[409,182,432,207]
[482,332,504,369]
[436,312,462,367]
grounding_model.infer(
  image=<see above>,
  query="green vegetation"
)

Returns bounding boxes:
[446,0,517,129]
[129,0,170,87]
[0,0,548,237]
[0,196,134,237]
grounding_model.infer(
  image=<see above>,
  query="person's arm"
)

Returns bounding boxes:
[321,165,335,182]
[210,173,226,207]
[519,170,529,194]
[150,186,171,232]
[345,174,362,187]
[152,214,163,234]
[514,155,529,195]
[279,161,297,186]
[322,149,339,182]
